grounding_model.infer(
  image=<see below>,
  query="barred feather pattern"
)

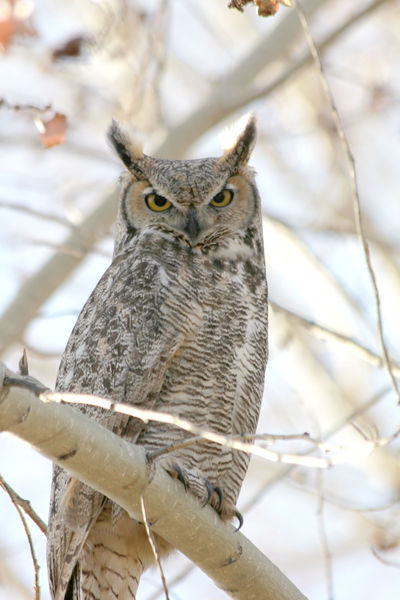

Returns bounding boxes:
[47,115,268,600]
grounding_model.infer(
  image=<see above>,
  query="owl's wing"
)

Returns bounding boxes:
[48,254,198,599]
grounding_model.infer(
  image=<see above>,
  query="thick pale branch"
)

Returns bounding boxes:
[0,363,307,600]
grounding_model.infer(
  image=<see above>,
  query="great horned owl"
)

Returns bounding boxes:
[47,114,268,600]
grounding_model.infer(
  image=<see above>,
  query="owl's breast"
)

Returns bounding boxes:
[155,251,268,428]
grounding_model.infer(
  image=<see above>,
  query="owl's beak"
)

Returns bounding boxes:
[184,206,200,241]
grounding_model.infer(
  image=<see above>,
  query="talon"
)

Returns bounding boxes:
[146,450,156,463]
[213,486,223,512]
[146,446,169,462]
[202,479,213,507]
[173,463,188,491]
[234,509,243,532]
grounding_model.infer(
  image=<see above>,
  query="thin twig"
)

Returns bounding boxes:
[0,474,47,535]
[42,391,381,469]
[0,98,52,113]
[294,0,400,405]
[288,474,400,514]
[271,302,400,378]
[0,201,73,227]
[146,562,193,600]
[147,0,170,128]
[149,431,375,461]
[20,239,112,259]
[0,476,41,599]
[316,470,335,600]
[140,495,170,600]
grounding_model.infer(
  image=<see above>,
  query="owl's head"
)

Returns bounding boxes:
[108,115,261,257]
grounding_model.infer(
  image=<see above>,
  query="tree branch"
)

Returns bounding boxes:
[0,190,118,353]
[271,302,400,378]
[0,473,47,535]
[0,362,307,600]
[0,474,41,599]
[42,390,386,468]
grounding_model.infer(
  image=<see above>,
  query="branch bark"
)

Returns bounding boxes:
[0,362,308,600]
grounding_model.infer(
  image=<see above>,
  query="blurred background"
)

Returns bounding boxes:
[1,0,400,598]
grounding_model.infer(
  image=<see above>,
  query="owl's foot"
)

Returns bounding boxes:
[205,481,243,529]
[165,464,243,530]
[204,480,243,530]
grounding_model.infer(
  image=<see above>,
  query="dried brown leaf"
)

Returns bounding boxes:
[52,35,86,60]
[228,0,291,16]
[36,113,67,148]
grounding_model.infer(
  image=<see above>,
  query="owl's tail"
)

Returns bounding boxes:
[76,546,145,599]
[68,503,171,600]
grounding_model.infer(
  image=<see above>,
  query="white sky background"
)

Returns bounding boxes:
[1,0,400,598]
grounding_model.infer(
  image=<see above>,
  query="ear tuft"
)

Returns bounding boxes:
[107,120,143,171]
[219,113,257,170]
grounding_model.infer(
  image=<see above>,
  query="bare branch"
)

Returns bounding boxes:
[0,475,41,599]
[140,495,170,600]
[271,302,400,378]
[21,238,112,259]
[146,562,193,600]
[0,474,47,535]
[0,98,52,114]
[316,471,335,600]
[42,391,382,469]
[0,190,118,353]
[0,201,72,227]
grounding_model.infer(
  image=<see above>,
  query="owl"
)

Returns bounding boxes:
[47,114,268,600]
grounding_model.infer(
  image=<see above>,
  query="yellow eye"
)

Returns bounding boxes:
[210,188,233,208]
[145,193,172,212]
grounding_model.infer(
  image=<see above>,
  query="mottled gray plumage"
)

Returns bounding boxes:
[47,115,268,600]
